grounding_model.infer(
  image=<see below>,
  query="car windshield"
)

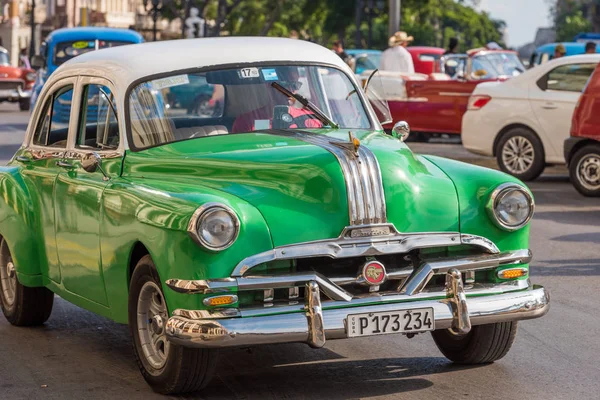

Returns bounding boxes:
[472,53,525,79]
[128,64,372,150]
[54,40,133,65]
[0,52,9,66]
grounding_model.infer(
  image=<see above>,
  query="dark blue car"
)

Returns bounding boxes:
[30,27,144,110]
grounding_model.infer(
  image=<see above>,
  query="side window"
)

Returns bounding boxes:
[541,63,597,92]
[77,84,119,150]
[32,85,73,148]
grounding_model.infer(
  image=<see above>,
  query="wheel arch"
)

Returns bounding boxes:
[493,123,545,159]
[566,139,599,165]
[128,241,151,287]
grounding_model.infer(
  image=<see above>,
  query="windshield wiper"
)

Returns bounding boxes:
[270,82,339,129]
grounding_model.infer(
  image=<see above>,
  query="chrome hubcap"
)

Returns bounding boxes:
[0,258,17,307]
[576,153,600,191]
[502,136,535,175]
[137,282,170,371]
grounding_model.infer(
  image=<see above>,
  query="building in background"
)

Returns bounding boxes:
[0,0,183,65]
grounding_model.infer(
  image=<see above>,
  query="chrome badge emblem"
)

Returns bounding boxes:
[362,261,386,286]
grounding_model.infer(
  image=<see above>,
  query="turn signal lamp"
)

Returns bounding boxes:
[467,95,492,110]
[497,268,528,280]
[203,295,238,307]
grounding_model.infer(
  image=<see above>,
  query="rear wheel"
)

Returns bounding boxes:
[129,255,218,394]
[432,322,518,364]
[0,239,54,326]
[569,144,600,197]
[496,128,545,181]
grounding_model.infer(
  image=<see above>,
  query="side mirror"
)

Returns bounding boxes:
[392,121,410,142]
[81,152,110,180]
[31,55,45,70]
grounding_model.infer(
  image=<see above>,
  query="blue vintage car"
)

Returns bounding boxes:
[30,27,144,109]
[530,42,600,67]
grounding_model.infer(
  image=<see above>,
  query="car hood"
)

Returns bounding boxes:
[0,65,22,79]
[123,130,459,247]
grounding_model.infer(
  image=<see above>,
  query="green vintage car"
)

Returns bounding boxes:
[0,38,549,394]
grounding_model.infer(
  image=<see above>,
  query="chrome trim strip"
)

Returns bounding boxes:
[165,284,549,348]
[439,92,472,97]
[230,229,500,277]
[259,130,386,225]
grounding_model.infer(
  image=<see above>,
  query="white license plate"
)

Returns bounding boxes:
[346,308,434,338]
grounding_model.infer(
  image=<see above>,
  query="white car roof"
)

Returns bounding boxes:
[51,37,351,88]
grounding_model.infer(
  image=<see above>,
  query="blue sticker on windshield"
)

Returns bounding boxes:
[262,68,278,81]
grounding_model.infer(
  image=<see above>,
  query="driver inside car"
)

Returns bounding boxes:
[231,67,323,133]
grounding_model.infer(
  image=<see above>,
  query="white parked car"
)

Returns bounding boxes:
[462,54,600,181]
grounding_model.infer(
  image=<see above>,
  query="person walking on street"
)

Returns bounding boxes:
[585,42,596,54]
[380,31,415,73]
[444,37,459,55]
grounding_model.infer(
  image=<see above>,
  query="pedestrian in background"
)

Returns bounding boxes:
[554,44,566,59]
[444,37,459,55]
[332,40,355,70]
[380,31,415,73]
[585,42,596,54]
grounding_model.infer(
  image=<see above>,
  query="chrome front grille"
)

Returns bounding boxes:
[0,80,22,91]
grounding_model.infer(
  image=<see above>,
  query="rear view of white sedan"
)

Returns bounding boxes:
[462,54,600,181]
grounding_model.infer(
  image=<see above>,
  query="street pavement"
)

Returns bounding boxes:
[1,102,599,399]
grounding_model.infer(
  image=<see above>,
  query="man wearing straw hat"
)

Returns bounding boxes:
[380,31,415,73]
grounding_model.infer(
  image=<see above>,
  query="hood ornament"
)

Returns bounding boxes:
[331,131,361,158]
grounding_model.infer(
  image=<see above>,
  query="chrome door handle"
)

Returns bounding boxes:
[56,160,73,169]
[16,155,31,163]
[542,103,557,109]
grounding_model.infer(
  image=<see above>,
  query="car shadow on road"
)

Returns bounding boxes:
[2,298,486,399]
[531,258,600,276]
[194,345,481,400]
[534,211,600,227]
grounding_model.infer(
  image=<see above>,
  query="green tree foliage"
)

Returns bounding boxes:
[551,0,594,42]
[163,0,505,50]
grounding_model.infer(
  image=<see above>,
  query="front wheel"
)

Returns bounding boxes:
[0,239,54,326]
[496,128,545,181]
[569,144,600,197]
[129,255,218,394]
[431,322,518,364]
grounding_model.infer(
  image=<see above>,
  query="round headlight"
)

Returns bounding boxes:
[487,184,534,231]
[188,203,240,251]
[25,72,36,82]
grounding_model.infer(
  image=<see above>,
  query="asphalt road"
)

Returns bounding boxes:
[1,102,599,399]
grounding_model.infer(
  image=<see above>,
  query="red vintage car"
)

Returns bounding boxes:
[407,46,445,75]
[381,49,525,139]
[565,62,600,197]
[0,46,36,111]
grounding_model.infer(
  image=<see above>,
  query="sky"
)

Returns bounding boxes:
[476,0,552,48]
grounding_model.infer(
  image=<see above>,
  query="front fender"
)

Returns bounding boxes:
[422,156,531,253]
[0,167,46,286]
[101,178,273,323]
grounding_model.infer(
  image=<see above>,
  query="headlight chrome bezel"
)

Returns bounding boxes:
[486,183,534,231]
[188,203,240,251]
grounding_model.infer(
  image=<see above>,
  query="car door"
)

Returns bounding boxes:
[405,55,477,134]
[530,62,597,162]
[53,78,122,306]
[17,79,77,283]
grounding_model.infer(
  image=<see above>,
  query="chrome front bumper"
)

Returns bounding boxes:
[0,86,32,100]
[165,274,549,349]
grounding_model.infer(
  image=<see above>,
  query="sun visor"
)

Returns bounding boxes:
[206,66,293,85]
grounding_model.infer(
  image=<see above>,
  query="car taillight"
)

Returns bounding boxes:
[468,95,491,110]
